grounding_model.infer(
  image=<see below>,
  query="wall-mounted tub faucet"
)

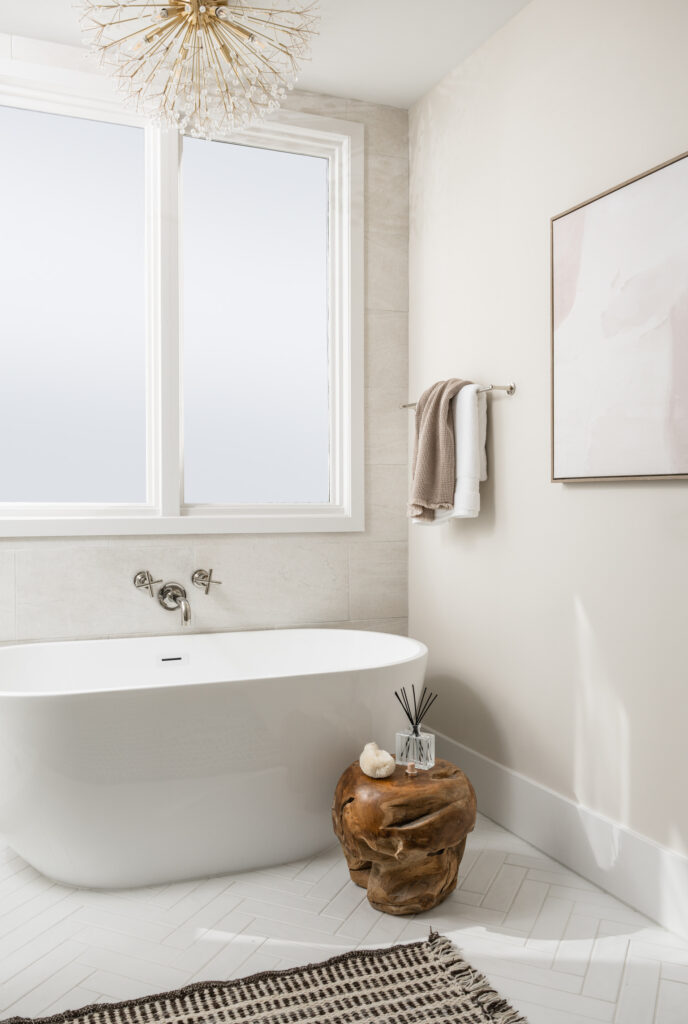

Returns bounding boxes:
[158,582,191,627]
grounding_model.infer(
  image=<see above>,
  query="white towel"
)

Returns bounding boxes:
[413,384,487,525]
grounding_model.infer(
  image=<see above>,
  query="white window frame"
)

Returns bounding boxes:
[0,40,364,536]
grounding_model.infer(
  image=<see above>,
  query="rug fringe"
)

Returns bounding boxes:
[428,932,529,1024]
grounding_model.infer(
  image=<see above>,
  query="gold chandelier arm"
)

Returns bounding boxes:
[201,23,234,116]
[214,21,283,82]
[118,16,187,82]
[213,20,278,102]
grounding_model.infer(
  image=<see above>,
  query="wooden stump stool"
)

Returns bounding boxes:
[332,759,477,916]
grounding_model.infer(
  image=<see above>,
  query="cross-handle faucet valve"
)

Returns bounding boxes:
[192,569,222,595]
[133,570,162,597]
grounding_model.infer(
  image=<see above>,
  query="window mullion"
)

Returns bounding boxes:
[151,128,183,516]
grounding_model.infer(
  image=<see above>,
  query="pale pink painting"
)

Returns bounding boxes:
[552,153,688,480]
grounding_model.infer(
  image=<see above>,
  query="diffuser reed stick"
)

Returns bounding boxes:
[394,685,437,736]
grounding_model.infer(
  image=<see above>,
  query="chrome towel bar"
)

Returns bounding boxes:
[400,382,516,409]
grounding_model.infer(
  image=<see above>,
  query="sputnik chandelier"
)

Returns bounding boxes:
[78,1,320,138]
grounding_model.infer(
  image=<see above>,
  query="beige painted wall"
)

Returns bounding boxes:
[409,0,688,854]
[0,91,409,644]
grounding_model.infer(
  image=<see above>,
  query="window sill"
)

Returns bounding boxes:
[0,509,365,537]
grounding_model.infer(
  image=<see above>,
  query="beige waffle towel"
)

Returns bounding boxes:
[408,378,471,522]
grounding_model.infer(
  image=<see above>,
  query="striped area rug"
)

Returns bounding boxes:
[3,933,528,1024]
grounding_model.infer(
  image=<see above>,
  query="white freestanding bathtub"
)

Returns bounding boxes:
[0,629,427,889]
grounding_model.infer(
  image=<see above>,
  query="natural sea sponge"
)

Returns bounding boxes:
[359,742,395,779]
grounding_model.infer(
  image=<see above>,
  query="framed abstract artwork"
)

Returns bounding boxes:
[551,151,688,482]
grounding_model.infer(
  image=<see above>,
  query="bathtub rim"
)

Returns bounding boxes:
[0,628,428,700]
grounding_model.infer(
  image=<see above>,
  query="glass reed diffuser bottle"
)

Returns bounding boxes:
[394,685,436,771]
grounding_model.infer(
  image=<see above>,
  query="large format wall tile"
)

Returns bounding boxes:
[366,155,409,239]
[348,617,409,636]
[349,542,408,621]
[366,388,409,466]
[15,541,194,641]
[366,227,409,313]
[14,538,350,640]
[365,312,409,390]
[283,91,351,120]
[189,538,350,630]
[0,548,16,643]
[347,100,409,162]
[349,465,409,543]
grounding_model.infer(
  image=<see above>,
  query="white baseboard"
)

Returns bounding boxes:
[435,731,688,941]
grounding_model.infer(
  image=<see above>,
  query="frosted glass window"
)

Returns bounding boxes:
[0,106,146,503]
[182,138,330,505]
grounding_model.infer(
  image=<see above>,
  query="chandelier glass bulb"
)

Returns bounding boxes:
[77,0,320,138]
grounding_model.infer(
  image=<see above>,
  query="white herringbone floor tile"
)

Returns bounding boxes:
[615,956,662,1024]
[655,979,688,1024]
[1,814,687,1023]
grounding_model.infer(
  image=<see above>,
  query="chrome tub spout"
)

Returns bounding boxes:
[158,583,191,628]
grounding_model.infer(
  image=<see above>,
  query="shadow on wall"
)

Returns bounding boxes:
[426,666,559,824]
[428,671,511,783]
[573,596,630,868]
[573,595,688,936]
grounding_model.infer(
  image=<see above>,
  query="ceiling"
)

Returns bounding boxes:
[0,0,531,108]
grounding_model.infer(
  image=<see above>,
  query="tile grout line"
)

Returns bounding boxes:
[1,941,90,1015]
[548,899,575,976]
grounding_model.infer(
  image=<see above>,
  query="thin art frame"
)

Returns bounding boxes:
[551,149,688,483]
